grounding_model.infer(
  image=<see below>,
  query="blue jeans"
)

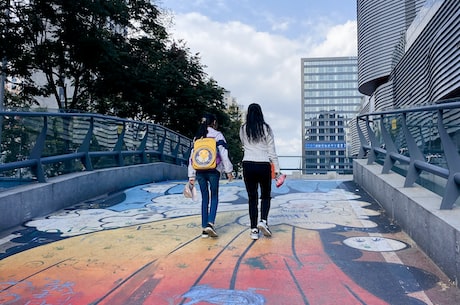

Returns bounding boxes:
[196,170,220,228]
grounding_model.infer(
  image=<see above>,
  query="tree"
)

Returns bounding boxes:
[0,0,243,159]
[142,41,228,136]
[224,101,244,176]
[1,0,169,111]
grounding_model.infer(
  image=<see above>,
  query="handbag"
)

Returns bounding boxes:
[183,181,198,201]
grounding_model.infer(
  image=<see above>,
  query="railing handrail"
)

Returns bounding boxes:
[357,98,460,119]
[0,110,192,186]
[0,109,187,137]
[356,98,460,209]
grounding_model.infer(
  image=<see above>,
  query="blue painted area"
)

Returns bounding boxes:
[1,176,459,305]
[167,183,186,195]
[108,188,153,212]
[182,285,265,305]
[272,179,346,193]
[109,186,158,212]
[0,179,372,260]
[106,181,185,212]
[2,178,344,259]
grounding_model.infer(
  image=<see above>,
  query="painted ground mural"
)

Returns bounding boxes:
[1,179,460,304]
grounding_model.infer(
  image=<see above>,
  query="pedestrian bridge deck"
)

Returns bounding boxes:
[1,178,460,304]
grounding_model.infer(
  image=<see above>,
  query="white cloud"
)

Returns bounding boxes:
[167,13,357,161]
[307,20,358,57]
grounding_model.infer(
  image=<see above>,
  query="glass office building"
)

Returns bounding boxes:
[301,57,362,174]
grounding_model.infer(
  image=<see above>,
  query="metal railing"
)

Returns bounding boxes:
[356,98,460,209]
[0,110,192,187]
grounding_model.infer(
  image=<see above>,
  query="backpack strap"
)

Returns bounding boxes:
[216,139,227,149]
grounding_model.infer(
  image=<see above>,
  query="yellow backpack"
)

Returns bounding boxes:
[191,137,217,170]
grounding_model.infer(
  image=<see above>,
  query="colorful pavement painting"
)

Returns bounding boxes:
[1,179,460,304]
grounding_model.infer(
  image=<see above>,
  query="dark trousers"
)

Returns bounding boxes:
[242,161,272,228]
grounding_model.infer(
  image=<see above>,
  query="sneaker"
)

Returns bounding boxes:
[250,228,259,240]
[204,223,218,237]
[201,230,209,238]
[257,220,272,237]
[275,173,286,188]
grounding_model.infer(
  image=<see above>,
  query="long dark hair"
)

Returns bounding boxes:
[195,113,216,139]
[244,103,271,142]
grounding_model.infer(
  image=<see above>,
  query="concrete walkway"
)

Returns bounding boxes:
[1,178,460,304]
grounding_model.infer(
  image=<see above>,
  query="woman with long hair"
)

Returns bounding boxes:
[240,103,286,240]
[188,114,234,238]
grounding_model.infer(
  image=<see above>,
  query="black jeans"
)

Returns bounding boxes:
[242,161,272,229]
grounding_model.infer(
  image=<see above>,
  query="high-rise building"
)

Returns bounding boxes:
[301,57,363,174]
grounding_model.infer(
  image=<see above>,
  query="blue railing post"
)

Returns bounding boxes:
[138,124,148,164]
[401,112,425,187]
[158,131,167,162]
[29,116,47,182]
[77,117,94,171]
[172,140,180,165]
[381,115,398,174]
[365,116,379,164]
[0,111,192,186]
[114,122,125,167]
[357,99,460,209]
[437,109,460,209]
[356,116,368,159]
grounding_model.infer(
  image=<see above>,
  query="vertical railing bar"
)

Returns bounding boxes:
[437,109,460,209]
[356,116,369,159]
[365,117,379,164]
[78,116,94,171]
[402,112,425,187]
[380,115,398,174]
[29,116,47,182]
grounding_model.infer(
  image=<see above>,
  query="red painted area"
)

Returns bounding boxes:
[94,225,390,304]
[2,180,460,305]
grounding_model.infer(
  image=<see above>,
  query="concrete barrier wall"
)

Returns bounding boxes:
[0,163,187,232]
[353,159,460,285]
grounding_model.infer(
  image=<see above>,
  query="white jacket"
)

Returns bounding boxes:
[239,124,280,173]
[188,127,234,178]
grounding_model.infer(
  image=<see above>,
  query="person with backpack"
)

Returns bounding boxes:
[240,103,286,240]
[188,114,234,238]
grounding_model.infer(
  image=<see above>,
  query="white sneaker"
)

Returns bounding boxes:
[204,224,218,238]
[257,220,272,237]
[250,228,259,240]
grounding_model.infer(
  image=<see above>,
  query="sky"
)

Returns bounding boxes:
[157,0,358,166]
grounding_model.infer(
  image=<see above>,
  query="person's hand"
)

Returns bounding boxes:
[189,178,195,185]
[226,172,234,182]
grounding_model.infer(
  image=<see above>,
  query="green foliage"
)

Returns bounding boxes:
[0,0,244,169]
[225,103,244,175]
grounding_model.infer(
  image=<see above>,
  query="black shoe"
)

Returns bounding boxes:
[204,223,218,237]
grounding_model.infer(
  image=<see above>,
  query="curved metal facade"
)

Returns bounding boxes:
[357,0,423,97]
[353,0,459,158]
[357,1,407,96]
[392,0,459,108]
[357,0,459,111]
[374,81,393,110]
